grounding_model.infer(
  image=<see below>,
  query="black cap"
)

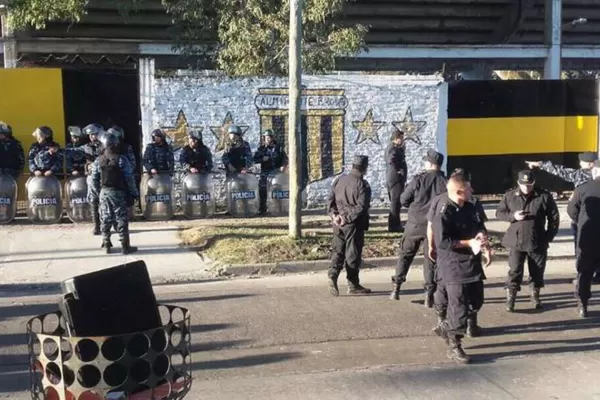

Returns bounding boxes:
[579,152,598,163]
[353,155,369,167]
[518,170,535,185]
[422,149,444,166]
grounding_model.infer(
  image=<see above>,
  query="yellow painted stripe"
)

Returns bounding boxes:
[307,116,323,182]
[331,115,345,174]
[447,116,598,156]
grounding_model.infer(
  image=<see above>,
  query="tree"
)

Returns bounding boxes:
[6,0,367,76]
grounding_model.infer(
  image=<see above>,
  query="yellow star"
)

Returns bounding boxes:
[162,110,203,150]
[391,107,426,146]
[210,112,250,152]
[352,109,386,145]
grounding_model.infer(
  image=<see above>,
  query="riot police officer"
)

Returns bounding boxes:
[222,125,253,177]
[496,170,560,312]
[390,149,447,307]
[431,174,489,364]
[28,126,62,177]
[0,122,25,180]
[253,129,288,214]
[107,125,137,169]
[65,126,88,176]
[327,155,372,296]
[179,130,213,174]
[385,129,407,232]
[567,160,600,317]
[88,132,139,255]
[143,129,174,176]
[82,123,105,235]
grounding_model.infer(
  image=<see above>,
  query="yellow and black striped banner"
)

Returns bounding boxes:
[446,80,599,194]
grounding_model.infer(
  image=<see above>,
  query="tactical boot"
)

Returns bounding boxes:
[328,276,339,297]
[120,235,138,255]
[347,282,372,295]
[577,299,588,318]
[101,239,112,254]
[424,290,435,308]
[389,283,401,300]
[530,286,542,309]
[447,336,470,364]
[432,309,449,344]
[506,288,517,312]
[466,312,482,338]
[91,208,101,236]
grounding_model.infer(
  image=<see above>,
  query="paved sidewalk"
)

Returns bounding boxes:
[0,203,578,287]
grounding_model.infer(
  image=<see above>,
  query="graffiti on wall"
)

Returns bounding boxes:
[351,106,426,146]
[254,88,348,185]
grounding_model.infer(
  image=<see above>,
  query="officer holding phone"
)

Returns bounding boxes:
[496,170,560,312]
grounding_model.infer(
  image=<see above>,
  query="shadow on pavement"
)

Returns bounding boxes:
[163,294,256,303]
[191,352,303,371]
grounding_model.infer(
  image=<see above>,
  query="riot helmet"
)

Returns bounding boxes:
[0,122,10,139]
[187,129,202,146]
[83,123,104,139]
[100,132,119,149]
[107,126,124,140]
[262,129,275,145]
[228,124,242,141]
[68,126,83,138]
[33,126,53,143]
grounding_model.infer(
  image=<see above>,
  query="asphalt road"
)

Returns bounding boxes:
[1,269,599,399]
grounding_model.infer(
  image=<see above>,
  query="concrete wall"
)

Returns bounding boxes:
[144,71,444,208]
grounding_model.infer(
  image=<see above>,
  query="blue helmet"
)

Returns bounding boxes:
[100,132,119,148]
[188,130,202,141]
[68,126,83,137]
[228,125,242,136]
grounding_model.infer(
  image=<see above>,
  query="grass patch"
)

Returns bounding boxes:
[180,217,505,265]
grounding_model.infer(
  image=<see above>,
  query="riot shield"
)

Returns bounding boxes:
[26,176,63,224]
[226,173,259,217]
[64,176,91,223]
[141,173,174,221]
[267,171,289,216]
[0,173,18,225]
[181,173,215,219]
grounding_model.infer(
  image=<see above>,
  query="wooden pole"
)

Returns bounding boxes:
[288,0,303,238]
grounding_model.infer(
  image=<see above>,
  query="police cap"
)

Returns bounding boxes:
[108,126,124,139]
[83,123,104,136]
[228,125,242,136]
[353,155,369,167]
[579,152,598,163]
[422,149,444,166]
[517,170,535,185]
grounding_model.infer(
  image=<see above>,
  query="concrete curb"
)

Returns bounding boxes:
[225,253,576,276]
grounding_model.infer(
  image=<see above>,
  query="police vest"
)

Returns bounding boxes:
[99,155,125,189]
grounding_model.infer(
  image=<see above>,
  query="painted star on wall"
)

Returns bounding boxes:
[210,112,250,152]
[391,107,427,146]
[162,110,203,151]
[352,109,386,145]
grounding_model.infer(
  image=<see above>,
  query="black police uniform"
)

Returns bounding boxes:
[391,150,447,305]
[327,155,372,295]
[567,169,600,317]
[496,170,560,310]
[385,142,407,232]
[433,197,487,362]
[427,192,486,338]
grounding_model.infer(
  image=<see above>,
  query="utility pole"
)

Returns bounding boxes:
[0,4,17,68]
[288,0,303,239]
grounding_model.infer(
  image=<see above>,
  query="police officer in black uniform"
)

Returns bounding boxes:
[567,160,600,317]
[385,129,407,232]
[254,129,288,214]
[496,170,560,312]
[390,149,447,306]
[432,174,489,363]
[327,155,372,296]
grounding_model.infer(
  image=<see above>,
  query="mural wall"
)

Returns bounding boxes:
[147,74,444,208]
